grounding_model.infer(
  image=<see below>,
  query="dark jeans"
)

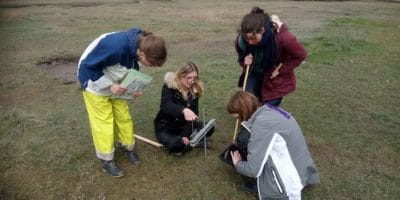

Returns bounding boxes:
[154,119,214,153]
[244,73,263,101]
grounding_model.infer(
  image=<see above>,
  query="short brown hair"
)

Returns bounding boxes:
[227,91,260,122]
[138,32,167,66]
[239,7,278,35]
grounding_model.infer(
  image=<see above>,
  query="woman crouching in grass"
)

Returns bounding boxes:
[227,91,319,199]
[154,61,214,156]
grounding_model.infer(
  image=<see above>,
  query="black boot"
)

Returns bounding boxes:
[242,181,258,194]
[171,151,183,157]
[125,150,141,166]
[100,160,124,178]
[116,142,141,166]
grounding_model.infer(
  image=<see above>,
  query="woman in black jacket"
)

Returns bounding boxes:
[154,61,213,155]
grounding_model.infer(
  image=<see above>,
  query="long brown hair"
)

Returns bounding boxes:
[227,91,260,122]
[169,61,204,101]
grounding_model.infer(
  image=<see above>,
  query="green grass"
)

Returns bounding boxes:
[289,16,400,199]
[0,0,400,199]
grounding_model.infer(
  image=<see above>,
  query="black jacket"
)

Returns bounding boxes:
[154,84,199,134]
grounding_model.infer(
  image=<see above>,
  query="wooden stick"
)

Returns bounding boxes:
[232,64,251,143]
[242,64,251,90]
[276,63,283,71]
[270,63,283,79]
[134,134,163,148]
[232,119,240,143]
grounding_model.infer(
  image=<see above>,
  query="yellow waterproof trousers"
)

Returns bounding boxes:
[83,91,135,161]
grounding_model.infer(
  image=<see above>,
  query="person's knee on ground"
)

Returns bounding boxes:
[167,136,187,154]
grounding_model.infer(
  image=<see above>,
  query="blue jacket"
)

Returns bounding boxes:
[77,28,143,89]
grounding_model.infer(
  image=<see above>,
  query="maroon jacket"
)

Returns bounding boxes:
[262,24,306,101]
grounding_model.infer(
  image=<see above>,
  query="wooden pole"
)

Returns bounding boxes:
[242,64,251,91]
[232,120,240,143]
[270,63,283,78]
[232,64,251,143]
[134,134,163,148]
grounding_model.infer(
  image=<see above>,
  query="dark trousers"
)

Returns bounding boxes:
[154,120,214,153]
[244,73,263,101]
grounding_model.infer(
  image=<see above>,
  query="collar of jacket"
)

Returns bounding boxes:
[126,28,143,70]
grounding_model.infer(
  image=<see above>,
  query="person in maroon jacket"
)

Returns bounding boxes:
[235,7,306,107]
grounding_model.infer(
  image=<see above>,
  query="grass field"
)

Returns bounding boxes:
[0,0,399,199]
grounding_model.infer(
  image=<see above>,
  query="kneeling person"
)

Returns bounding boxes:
[227,91,320,199]
[154,62,214,156]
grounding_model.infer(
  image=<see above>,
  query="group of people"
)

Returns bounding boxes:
[77,7,319,200]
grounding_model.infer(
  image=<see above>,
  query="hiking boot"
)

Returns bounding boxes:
[115,143,141,166]
[242,181,258,194]
[171,152,183,157]
[100,160,125,178]
[125,150,141,166]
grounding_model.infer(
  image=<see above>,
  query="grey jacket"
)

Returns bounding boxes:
[235,104,319,200]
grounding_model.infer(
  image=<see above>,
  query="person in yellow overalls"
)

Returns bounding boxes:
[77,28,167,177]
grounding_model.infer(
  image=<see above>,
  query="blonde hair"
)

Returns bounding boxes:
[169,61,204,101]
[138,32,167,67]
[227,91,260,122]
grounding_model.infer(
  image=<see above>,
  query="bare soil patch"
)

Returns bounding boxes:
[37,56,79,84]
[34,1,395,87]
